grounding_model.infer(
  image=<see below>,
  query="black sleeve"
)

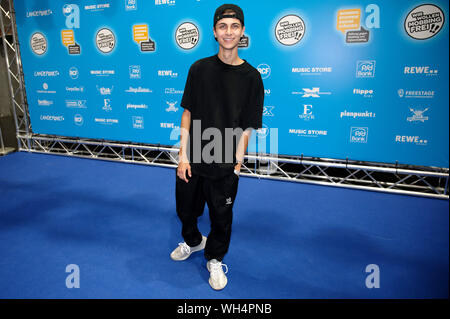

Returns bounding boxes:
[241,72,264,130]
[180,64,195,112]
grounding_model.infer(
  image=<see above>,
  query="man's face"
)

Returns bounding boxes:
[213,17,245,50]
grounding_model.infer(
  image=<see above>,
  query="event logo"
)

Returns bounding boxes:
[90,69,115,76]
[175,22,199,50]
[275,15,305,46]
[125,86,152,93]
[353,88,374,98]
[74,114,84,126]
[37,83,56,94]
[292,66,332,75]
[95,118,118,125]
[166,101,179,112]
[133,24,156,52]
[27,10,53,18]
[299,105,314,121]
[127,103,148,110]
[263,106,274,117]
[288,128,327,137]
[97,86,113,95]
[257,64,271,80]
[129,65,141,79]
[336,4,380,43]
[256,124,269,138]
[40,115,64,121]
[350,127,368,143]
[125,0,137,11]
[404,4,445,40]
[102,99,112,111]
[340,110,375,119]
[356,60,375,77]
[84,3,110,12]
[62,29,81,54]
[395,135,428,146]
[404,66,438,76]
[161,122,176,129]
[30,32,47,55]
[398,89,435,99]
[34,70,59,77]
[96,28,116,53]
[165,88,183,94]
[69,67,79,79]
[407,107,429,123]
[63,4,80,29]
[132,116,144,129]
[66,86,84,92]
[38,99,53,106]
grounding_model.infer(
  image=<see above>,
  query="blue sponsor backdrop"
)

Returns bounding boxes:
[14,0,449,167]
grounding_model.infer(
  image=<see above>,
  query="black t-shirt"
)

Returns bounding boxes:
[180,54,264,179]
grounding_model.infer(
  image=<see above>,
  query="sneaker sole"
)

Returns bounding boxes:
[209,276,227,290]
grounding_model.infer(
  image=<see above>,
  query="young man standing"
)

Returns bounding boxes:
[170,4,264,290]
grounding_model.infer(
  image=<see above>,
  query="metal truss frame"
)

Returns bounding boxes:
[2,0,449,199]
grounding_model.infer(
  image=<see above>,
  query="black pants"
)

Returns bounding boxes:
[175,170,239,261]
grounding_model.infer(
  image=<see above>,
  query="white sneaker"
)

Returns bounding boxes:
[207,259,228,290]
[170,236,207,261]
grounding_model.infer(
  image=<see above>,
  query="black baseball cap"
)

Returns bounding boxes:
[213,4,244,27]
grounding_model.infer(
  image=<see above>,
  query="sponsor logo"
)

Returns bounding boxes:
[336,4,380,43]
[66,86,84,92]
[90,69,115,76]
[27,10,53,18]
[158,70,178,78]
[30,32,47,55]
[226,197,232,205]
[350,127,368,143]
[356,60,375,78]
[340,110,375,118]
[160,122,177,128]
[133,24,156,52]
[63,4,80,29]
[398,89,435,98]
[395,135,428,145]
[34,70,59,77]
[69,67,79,79]
[407,107,429,123]
[256,124,269,138]
[96,28,116,53]
[85,3,110,11]
[127,103,148,110]
[66,100,87,108]
[125,86,152,93]
[292,66,332,75]
[97,86,113,95]
[37,99,53,106]
[298,104,314,121]
[102,99,112,111]
[404,4,445,40]
[288,128,327,137]
[275,14,305,46]
[257,64,271,79]
[292,87,331,98]
[125,0,137,11]
[166,101,178,112]
[94,118,118,125]
[40,115,64,121]
[165,88,183,94]
[264,89,271,96]
[404,66,438,75]
[74,114,83,126]
[133,116,144,129]
[61,29,81,54]
[37,83,56,94]
[175,22,199,50]
[155,0,175,6]
[238,34,249,48]
[353,88,374,98]
[263,106,274,117]
[129,65,141,79]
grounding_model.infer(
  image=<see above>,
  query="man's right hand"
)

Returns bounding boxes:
[177,160,192,183]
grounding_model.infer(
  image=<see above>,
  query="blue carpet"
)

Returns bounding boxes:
[0,152,448,298]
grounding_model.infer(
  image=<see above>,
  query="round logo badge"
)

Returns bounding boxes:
[275,15,305,46]
[74,114,84,126]
[96,28,116,53]
[404,4,445,40]
[175,22,200,50]
[257,64,271,80]
[30,32,47,55]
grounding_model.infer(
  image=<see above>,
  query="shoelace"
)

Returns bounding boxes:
[210,261,228,274]
[178,242,191,255]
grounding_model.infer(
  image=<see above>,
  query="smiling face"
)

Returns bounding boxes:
[213,11,245,51]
